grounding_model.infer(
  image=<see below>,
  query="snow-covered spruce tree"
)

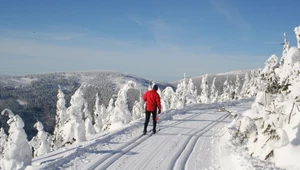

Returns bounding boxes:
[260,55,280,94]
[84,101,95,137]
[200,74,210,103]
[156,86,166,112]
[132,101,143,120]
[185,78,198,105]
[163,86,183,110]
[248,70,259,97]
[175,73,188,106]
[52,86,67,150]
[63,85,87,145]
[103,98,114,130]
[220,76,231,102]
[93,93,103,133]
[0,128,7,158]
[132,89,144,120]
[280,32,290,66]
[210,77,218,103]
[30,121,51,157]
[1,109,32,170]
[109,81,136,130]
[100,104,108,130]
[240,72,251,98]
[234,75,241,100]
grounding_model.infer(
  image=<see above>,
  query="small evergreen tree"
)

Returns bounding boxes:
[109,81,136,130]
[1,109,32,170]
[52,87,67,150]
[30,121,51,157]
[63,85,87,145]
[200,74,210,103]
[84,101,95,137]
[0,128,7,157]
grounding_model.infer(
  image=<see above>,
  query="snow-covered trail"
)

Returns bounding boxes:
[29,101,253,170]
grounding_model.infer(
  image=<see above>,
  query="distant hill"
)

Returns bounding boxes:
[0,71,173,139]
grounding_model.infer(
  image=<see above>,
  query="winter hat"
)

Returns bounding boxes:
[153,84,158,90]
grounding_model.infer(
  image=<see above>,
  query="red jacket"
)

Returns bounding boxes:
[143,89,161,112]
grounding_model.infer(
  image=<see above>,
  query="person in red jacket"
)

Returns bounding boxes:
[143,84,161,135]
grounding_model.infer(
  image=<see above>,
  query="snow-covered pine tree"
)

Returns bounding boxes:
[93,93,103,133]
[103,98,114,130]
[260,55,280,94]
[52,86,67,150]
[109,81,136,130]
[84,101,95,137]
[210,77,218,103]
[1,109,32,170]
[280,33,290,65]
[234,75,241,100]
[63,85,87,145]
[175,73,188,106]
[185,78,198,105]
[240,73,251,98]
[200,74,210,103]
[0,128,7,157]
[132,89,144,120]
[132,101,143,120]
[30,121,51,157]
[220,76,231,102]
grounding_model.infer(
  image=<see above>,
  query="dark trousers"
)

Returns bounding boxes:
[144,110,157,132]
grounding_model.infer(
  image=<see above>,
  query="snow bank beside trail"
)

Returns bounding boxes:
[218,127,284,170]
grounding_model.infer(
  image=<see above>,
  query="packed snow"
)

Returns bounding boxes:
[25,100,281,170]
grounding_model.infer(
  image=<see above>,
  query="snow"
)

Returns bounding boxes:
[16,100,279,170]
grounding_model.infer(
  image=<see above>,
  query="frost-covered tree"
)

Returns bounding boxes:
[234,75,241,100]
[163,86,183,110]
[132,89,144,120]
[52,87,67,150]
[185,78,198,105]
[30,121,51,157]
[0,128,7,157]
[210,77,218,103]
[1,109,32,170]
[220,76,231,102]
[63,85,87,145]
[109,81,136,130]
[132,101,143,120]
[84,101,95,137]
[93,93,103,133]
[260,55,279,94]
[103,98,114,130]
[200,74,210,103]
[240,73,251,98]
[175,73,188,106]
[280,33,290,65]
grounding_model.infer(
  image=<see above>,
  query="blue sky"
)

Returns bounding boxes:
[0,0,299,81]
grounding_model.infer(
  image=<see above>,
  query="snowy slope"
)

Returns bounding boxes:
[25,100,281,170]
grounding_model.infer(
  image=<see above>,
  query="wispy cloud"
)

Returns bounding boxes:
[128,16,143,26]
[210,0,251,31]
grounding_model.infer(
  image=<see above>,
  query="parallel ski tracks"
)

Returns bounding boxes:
[169,112,230,170]
[84,111,209,170]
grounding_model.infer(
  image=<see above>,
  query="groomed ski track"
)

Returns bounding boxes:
[36,101,252,170]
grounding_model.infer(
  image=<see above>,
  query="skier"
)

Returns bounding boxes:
[143,84,161,135]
